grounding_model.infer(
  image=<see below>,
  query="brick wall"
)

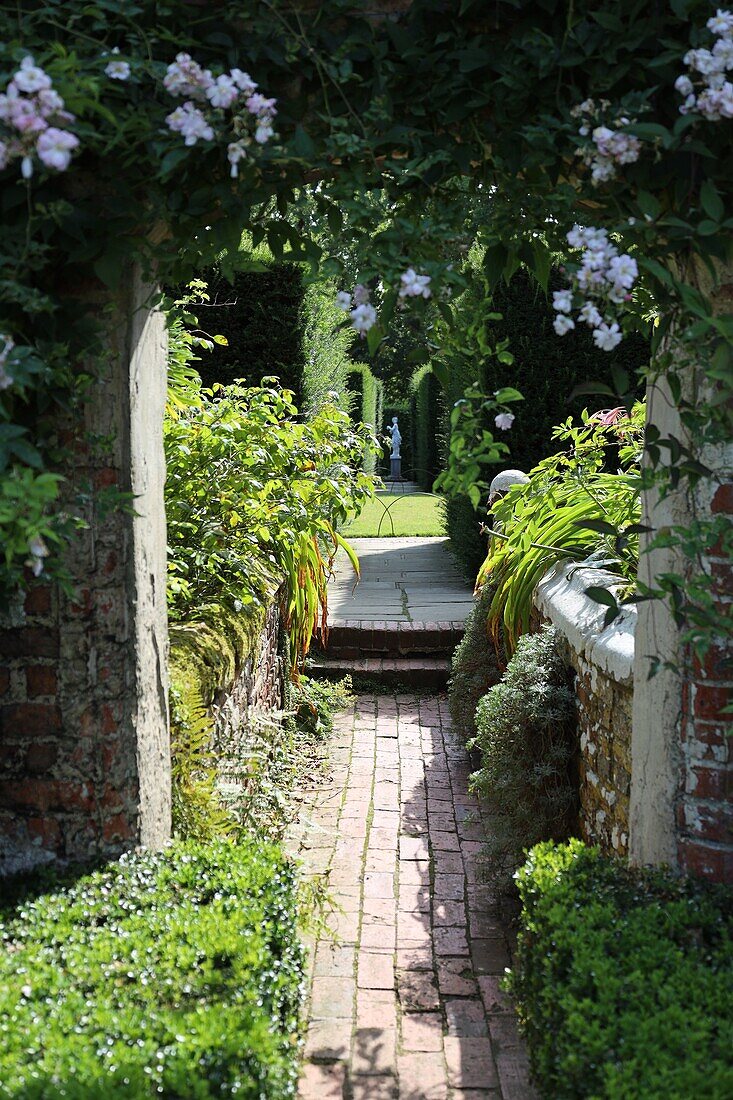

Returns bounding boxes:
[677,480,733,882]
[0,272,170,878]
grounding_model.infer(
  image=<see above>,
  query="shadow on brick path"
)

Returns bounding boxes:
[287,691,539,1100]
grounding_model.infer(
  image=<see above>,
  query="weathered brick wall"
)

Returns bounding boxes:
[0,272,170,878]
[677,480,732,882]
[536,564,636,861]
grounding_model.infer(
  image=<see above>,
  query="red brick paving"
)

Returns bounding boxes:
[292,692,537,1099]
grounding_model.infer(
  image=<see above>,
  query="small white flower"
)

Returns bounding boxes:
[552,289,573,313]
[553,314,575,336]
[335,291,352,311]
[21,155,33,178]
[713,36,733,68]
[105,59,131,81]
[230,69,257,95]
[607,253,638,290]
[254,122,274,144]
[350,302,377,335]
[206,74,239,109]
[27,535,49,577]
[14,56,52,94]
[353,283,370,305]
[494,412,515,431]
[579,302,603,328]
[398,267,432,298]
[36,127,79,171]
[593,322,622,351]
[165,102,214,145]
[227,140,247,178]
[675,74,694,97]
[708,10,733,37]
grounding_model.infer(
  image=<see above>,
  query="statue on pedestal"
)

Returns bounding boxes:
[387,416,402,480]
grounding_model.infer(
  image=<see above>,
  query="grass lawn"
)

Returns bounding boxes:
[342,493,446,537]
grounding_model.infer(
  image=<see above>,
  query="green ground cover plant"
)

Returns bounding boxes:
[0,839,305,1099]
[342,493,445,537]
[448,584,503,748]
[469,627,577,888]
[510,840,733,1100]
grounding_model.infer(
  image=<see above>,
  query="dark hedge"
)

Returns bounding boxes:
[410,365,442,491]
[189,264,306,403]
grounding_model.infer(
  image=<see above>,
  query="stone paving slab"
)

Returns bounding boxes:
[328,538,474,625]
[290,692,538,1100]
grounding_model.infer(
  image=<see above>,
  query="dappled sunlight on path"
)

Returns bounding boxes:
[289,691,538,1099]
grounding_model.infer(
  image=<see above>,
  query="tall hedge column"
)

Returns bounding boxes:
[0,271,171,874]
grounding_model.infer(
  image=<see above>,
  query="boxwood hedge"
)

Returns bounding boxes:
[509,840,733,1100]
[0,838,305,1098]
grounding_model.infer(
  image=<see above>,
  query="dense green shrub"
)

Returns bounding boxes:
[0,839,305,1099]
[469,626,577,886]
[442,494,488,579]
[301,278,356,416]
[188,263,307,400]
[448,584,503,747]
[410,365,442,490]
[510,840,733,1100]
[165,378,374,665]
[345,362,384,473]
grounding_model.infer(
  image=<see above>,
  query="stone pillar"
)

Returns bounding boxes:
[0,269,171,874]
[630,275,733,882]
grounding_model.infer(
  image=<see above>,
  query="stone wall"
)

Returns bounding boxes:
[536,564,636,859]
[0,271,170,877]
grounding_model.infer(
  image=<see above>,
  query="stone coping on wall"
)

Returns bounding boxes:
[535,562,637,685]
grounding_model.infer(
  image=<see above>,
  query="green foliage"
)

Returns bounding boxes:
[186,263,306,400]
[441,495,489,580]
[288,675,354,741]
[469,627,577,888]
[301,278,357,416]
[345,362,384,473]
[0,839,305,1098]
[164,367,375,666]
[481,268,648,474]
[410,365,442,491]
[478,406,644,651]
[509,840,733,1099]
[448,584,503,748]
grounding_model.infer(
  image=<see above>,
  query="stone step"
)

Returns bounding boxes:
[308,654,452,690]
[323,620,464,658]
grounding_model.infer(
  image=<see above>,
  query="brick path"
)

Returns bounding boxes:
[291,691,537,1100]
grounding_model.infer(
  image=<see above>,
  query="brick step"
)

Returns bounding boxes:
[308,654,452,689]
[323,620,464,658]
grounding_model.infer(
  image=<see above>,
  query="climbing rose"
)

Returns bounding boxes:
[36,127,79,171]
[350,303,377,335]
[207,74,239,109]
[553,314,575,336]
[105,59,131,81]
[13,56,51,94]
[165,102,214,145]
[494,412,515,431]
[399,267,432,299]
[163,53,213,99]
[593,322,622,351]
[552,289,573,313]
[27,535,49,578]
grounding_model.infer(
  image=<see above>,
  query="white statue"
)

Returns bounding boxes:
[388,416,402,459]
